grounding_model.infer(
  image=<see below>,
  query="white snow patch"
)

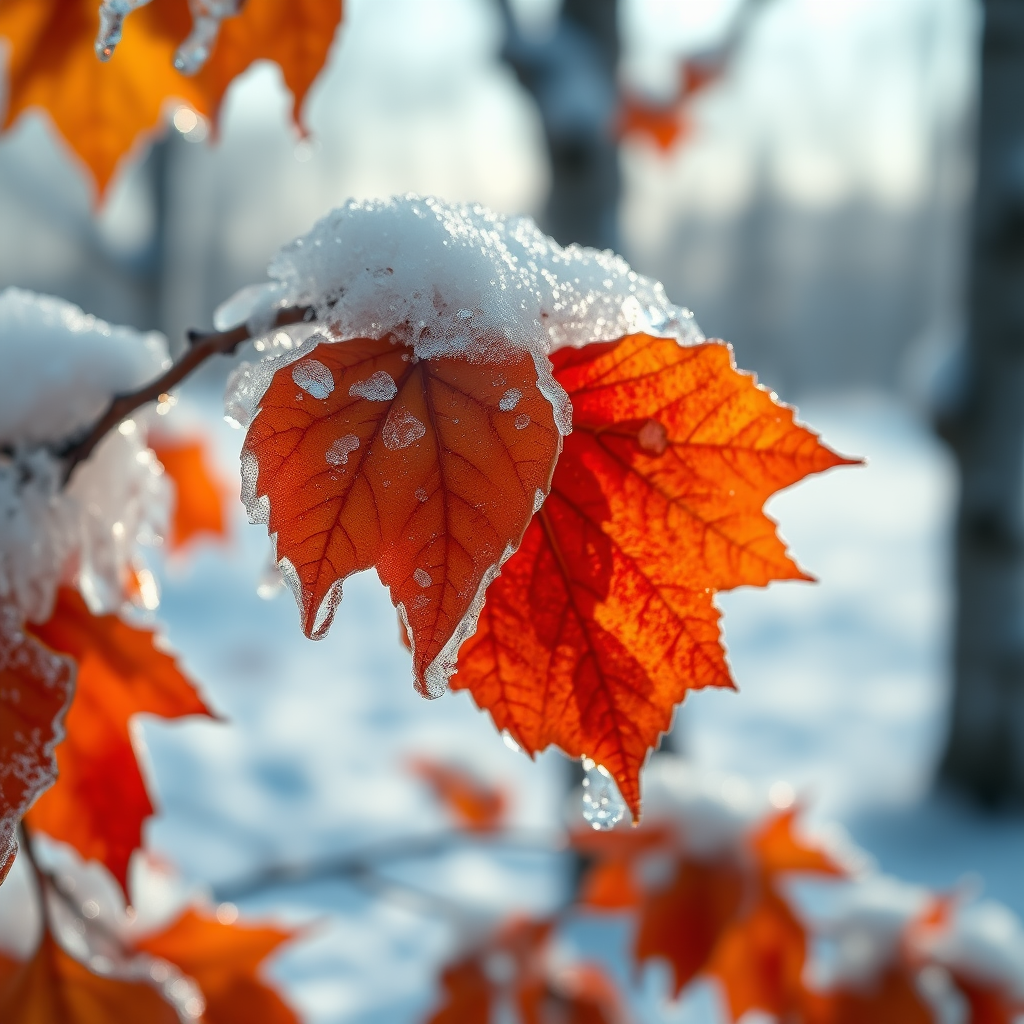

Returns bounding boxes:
[326,434,360,466]
[0,290,170,621]
[219,195,703,438]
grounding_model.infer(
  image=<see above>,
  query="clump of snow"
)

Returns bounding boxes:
[218,195,703,434]
[0,289,170,622]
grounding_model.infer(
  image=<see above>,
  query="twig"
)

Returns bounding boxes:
[212,828,565,904]
[58,305,312,483]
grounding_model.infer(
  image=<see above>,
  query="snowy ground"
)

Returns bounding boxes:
[88,381,1021,1023]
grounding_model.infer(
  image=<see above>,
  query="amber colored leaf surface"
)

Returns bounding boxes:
[245,337,561,694]
[25,587,211,896]
[0,0,342,195]
[455,335,853,814]
[0,603,74,884]
[0,932,179,1023]
[150,433,231,552]
[137,908,299,1024]
[408,756,507,833]
[425,959,492,1024]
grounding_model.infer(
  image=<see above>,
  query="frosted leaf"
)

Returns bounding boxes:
[381,407,426,451]
[515,414,530,431]
[348,370,398,402]
[412,567,432,588]
[326,434,360,466]
[95,0,153,61]
[220,196,702,439]
[533,488,545,513]
[415,487,429,503]
[581,757,626,831]
[292,358,334,399]
[498,387,522,411]
[174,0,244,75]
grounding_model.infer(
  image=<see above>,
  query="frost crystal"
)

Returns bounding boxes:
[219,196,702,437]
[0,289,170,621]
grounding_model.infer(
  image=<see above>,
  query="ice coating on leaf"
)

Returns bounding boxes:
[95,0,154,61]
[220,196,702,434]
[349,370,398,402]
[325,434,360,466]
[499,387,522,411]
[291,358,334,399]
[0,290,170,622]
[381,407,426,451]
[174,0,245,75]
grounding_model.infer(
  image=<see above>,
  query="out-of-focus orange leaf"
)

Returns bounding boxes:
[149,433,232,552]
[137,908,300,1024]
[425,959,492,1024]
[408,756,507,833]
[617,58,723,153]
[0,603,74,884]
[572,823,675,910]
[0,0,342,196]
[25,587,211,897]
[244,337,561,695]
[456,335,853,816]
[750,808,846,878]
[707,889,809,1020]
[423,917,623,1024]
[801,968,934,1024]
[0,931,179,1022]
[952,974,1022,1024]
[637,858,746,996]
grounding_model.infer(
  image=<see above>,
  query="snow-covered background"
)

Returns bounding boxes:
[2,1,1020,1022]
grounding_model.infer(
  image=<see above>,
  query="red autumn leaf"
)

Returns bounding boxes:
[952,974,1022,1024]
[137,908,300,1024]
[0,932,179,1023]
[455,335,853,815]
[425,958,493,1024]
[244,337,561,695]
[801,968,934,1024]
[25,587,211,897]
[149,433,232,552]
[0,0,342,195]
[706,889,809,1021]
[0,603,74,884]
[572,823,675,910]
[408,756,507,833]
[424,917,622,1024]
[750,807,846,879]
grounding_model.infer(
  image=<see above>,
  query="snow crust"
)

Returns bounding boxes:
[217,195,702,434]
[0,289,170,622]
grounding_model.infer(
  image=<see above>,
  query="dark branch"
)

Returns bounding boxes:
[212,828,565,904]
[58,305,312,483]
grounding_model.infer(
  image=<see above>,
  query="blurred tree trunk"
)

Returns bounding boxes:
[940,0,1024,804]
[497,0,620,250]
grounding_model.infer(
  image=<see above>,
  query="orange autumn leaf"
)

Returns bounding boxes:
[25,587,211,896]
[424,917,622,1024]
[0,0,342,195]
[455,335,853,815]
[0,932,179,1023]
[952,974,1023,1024]
[408,756,507,833]
[801,968,934,1024]
[244,337,561,694]
[707,889,810,1021]
[149,433,231,552]
[137,908,300,1024]
[750,807,846,879]
[0,604,74,884]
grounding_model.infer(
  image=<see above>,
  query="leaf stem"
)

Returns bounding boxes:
[57,305,312,483]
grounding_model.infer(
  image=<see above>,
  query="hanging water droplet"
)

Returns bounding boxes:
[256,553,284,600]
[501,729,521,753]
[581,757,625,831]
